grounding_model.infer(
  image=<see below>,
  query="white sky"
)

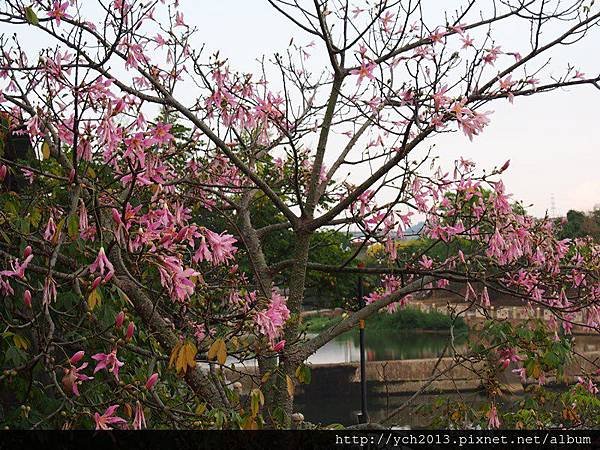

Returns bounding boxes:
[180,1,600,218]
[3,1,598,218]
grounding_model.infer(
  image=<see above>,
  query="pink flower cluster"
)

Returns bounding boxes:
[255,289,291,344]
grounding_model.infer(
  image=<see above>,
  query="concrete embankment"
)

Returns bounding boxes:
[226,351,600,396]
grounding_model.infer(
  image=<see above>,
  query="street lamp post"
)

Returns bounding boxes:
[357,264,369,424]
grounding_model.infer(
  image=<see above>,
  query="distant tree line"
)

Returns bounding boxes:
[557,208,600,242]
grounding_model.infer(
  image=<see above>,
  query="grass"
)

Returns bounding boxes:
[304,307,467,334]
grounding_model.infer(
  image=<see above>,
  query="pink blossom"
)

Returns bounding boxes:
[0,164,6,182]
[157,256,199,302]
[42,276,57,305]
[43,217,57,241]
[419,255,433,270]
[351,7,364,18]
[63,351,93,396]
[89,247,115,279]
[461,34,474,48]
[483,46,502,65]
[204,230,237,265]
[193,235,212,263]
[175,11,186,27]
[92,348,125,381]
[94,405,127,430]
[432,84,450,110]
[47,1,71,26]
[512,367,527,383]
[21,168,35,184]
[429,28,447,44]
[350,60,376,85]
[133,401,146,430]
[152,122,174,145]
[255,289,290,344]
[576,376,599,395]
[481,287,491,308]
[498,347,523,369]
[487,404,501,429]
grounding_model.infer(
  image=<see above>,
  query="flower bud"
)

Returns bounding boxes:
[23,246,33,259]
[0,165,7,182]
[111,208,123,225]
[145,373,159,391]
[23,290,32,308]
[115,311,125,329]
[272,340,286,352]
[125,321,135,341]
[69,351,85,365]
[91,276,102,290]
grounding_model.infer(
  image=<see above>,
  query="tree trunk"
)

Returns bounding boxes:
[270,230,312,427]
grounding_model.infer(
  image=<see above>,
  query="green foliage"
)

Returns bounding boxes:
[303,315,343,333]
[304,307,467,333]
[558,208,600,242]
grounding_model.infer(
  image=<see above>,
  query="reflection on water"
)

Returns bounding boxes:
[307,329,467,364]
[297,331,600,426]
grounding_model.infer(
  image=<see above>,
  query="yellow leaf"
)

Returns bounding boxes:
[176,342,188,374]
[195,403,206,416]
[217,341,227,365]
[42,141,50,160]
[184,342,197,370]
[250,389,260,417]
[531,363,541,379]
[207,339,219,361]
[52,218,65,245]
[169,342,182,370]
[242,416,258,430]
[171,341,197,375]
[208,338,227,365]
[286,375,295,398]
[123,403,133,418]
[261,371,271,384]
[87,288,101,311]
[13,334,29,350]
[86,167,96,179]
[250,388,264,418]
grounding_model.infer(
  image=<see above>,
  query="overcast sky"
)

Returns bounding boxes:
[4,1,598,218]
[180,1,600,218]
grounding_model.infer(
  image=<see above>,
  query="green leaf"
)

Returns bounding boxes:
[29,208,42,227]
[295,364,311,384]
[67,214,79,240]
[5,346,26,365]
[19,216,30,235]
[250,388,263,417]
[24,6,39,25]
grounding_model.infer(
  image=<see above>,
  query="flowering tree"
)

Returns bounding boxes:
[1,0,599,429]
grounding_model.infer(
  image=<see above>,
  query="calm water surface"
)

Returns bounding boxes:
[307,329,467,364]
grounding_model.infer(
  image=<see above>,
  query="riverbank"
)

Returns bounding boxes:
[304,307,468,334]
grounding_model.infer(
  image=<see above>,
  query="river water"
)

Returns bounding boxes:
[295,330,600,427]
[307,329,467,364]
